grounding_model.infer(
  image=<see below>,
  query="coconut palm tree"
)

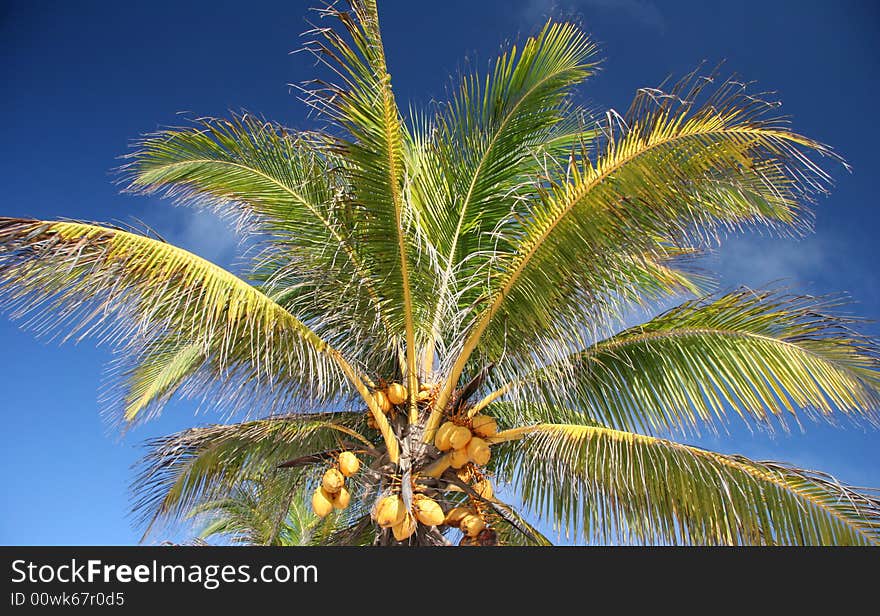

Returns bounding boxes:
[2,0,879,545]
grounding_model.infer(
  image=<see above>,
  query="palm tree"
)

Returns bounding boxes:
[1,0,879,546]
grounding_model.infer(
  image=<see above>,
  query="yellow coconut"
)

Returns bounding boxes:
[459,535,479,546]
[450,447,470,469]
[471,414,498,437]
[386,383,408,406]
[311,487,334,518]
[460,514,486,538]
[449,426,473,450]
[473,479,493,500]
[331,486,351,509]
[338,451,360,477]
[434,421,457,451]
[413,496,445,527]
[417,389,431,402]
[419,382,435,392]
[321,468,345,495]
[392,514,417,541]
[373,390,392,413]
[466,436,491,466]
[376,495,406,528]
[444,506,472,527]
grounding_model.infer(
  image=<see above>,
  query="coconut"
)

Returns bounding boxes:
[434,421,456,451]
[331,486,351,509]
[444,506,472,527]
[392,514,417,541]
[460,514,486,538]
[321,468,345,495]
[473,479,493,500]
[413,496,445,526]
[376,495,406,528]
[373,390,392,413]
[450,447,470,469]
[338,451,360,477]
[449,426,472,450]
[458,536,479,546]
[386,383,407,406]
[311,487,334,518]
[417,389,431,402]
[466,437,491,466]
[470,414,498,437]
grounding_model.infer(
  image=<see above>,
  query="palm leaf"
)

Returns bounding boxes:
[116,338,204,423]
[132,412,369,538]
[123,115,392,349]
[190,474,350,546]
[483,288,880,435]
[0,218,399,457]
[414,22,598,368]
[489,420,880,545]
[302,1,432,418]
[430,69,840,432]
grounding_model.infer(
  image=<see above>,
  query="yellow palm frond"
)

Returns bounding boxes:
[489,421,880,545]
[0,218,398,460]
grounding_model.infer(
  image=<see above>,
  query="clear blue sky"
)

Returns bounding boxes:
[1,0,878,545]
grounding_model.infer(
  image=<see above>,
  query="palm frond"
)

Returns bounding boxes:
[487,288,880,435]
[302,1,433,415]
[132,412,369,539]
[0,218,400,456]
[414,22,598,366]
[489,420,880,545]
[114,338,205,423]
[123,114,392,347]
[0,218,356,413]
[190,474,347,546]
[430,69,840,432]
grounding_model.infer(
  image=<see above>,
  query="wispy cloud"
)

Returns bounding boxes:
[170,208,241,269]
[129,203,244,272]
[711,235,832,291]
[520,0,665,33]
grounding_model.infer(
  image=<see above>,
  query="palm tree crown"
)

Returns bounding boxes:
[1,0,879,545]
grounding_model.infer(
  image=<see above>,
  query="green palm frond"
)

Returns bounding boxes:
[430,70,839,431]
[190,475,348,546]
[413,22,598,365]
[123,115,392,350]
[0,218,368,421]
[485,288,880,435]
[489,421,880,545]
[314,513,378,546]
[109,337,204,423]
[302,1,435,418]
[132,412,369,539]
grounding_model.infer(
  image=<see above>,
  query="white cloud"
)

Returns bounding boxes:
[170,208,242,269]
[128,202,244,272]
[711,235,832,291]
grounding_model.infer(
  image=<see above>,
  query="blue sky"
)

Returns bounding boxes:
[1,0,878,545]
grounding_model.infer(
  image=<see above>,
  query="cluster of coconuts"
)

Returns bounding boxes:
[434,414,498,468]
[368,382,435,427]
[311,451,361,518]
[374,492,446,541]
[443,504,487,539]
